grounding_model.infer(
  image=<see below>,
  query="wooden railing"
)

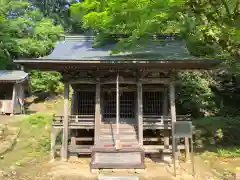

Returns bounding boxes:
[53,115,95,129]
[143,115,190,129]
[53,114,190,130]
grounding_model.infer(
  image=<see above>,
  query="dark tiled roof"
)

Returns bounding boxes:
[38,35,197,61]
[0,70,28,82]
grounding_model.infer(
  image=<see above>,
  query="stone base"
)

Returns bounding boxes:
[91,146,145,169]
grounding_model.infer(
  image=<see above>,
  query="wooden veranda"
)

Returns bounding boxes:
[14,35,220,169]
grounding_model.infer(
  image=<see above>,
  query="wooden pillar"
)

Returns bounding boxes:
[71,90,75,115]
[185,137,190,161]
[62,83,69,160]
[18,83,25,114]
[169,81,178,160]
[94,83,101,145]
[137,81,143,145]
[50,127,57,161]
[163,89,169,149]
[11,84,17,115]
[115,73,121,149]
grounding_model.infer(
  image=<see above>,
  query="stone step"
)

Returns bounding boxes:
[91,147,145,169]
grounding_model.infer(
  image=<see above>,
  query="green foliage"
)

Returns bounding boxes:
[29,70,63,94]
[0,0,64,68]
[194,116,240,148]
[176,71,216,117]
[217,147,240,157]
[24,112,53,126]
[29,0,71,29]
[71,0,239,70]
[70,0,186,52]
[21,112,53,153]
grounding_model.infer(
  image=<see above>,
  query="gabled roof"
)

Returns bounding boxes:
[14,35,221,70]
[38,35,194,61]
[0,70,28,83]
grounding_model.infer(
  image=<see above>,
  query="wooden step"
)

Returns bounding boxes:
[99,134,138,140]
[99,131,137,136]
[101,124,137,129]
[100,128,137,132]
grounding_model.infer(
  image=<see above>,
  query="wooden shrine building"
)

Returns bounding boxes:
[14,35,220,169]
[0,70,28,115]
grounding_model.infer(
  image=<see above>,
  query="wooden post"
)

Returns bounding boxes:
[163,89,169,149]
[137,81,143,145]
[18,83,25,114]
[169,81,178,161]
[71,90,75,115]
[11,84,17,115]
[50,127,56,161]
[185,137,190,161]
[62,83,69,160]
[94,83,101,145]
[115,73,121,149]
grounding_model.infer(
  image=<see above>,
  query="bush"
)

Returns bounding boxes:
[194,116,240,147]
[176,71,216,117]
[23,112,53,127]
[29,70,63,94]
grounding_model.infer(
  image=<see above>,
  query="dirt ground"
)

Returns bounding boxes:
[0,115,16,125]
[0,156,198,180]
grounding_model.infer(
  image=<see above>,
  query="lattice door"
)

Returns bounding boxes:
[143,91,162,116]
[74,91,95,115]
[103,91,136,123]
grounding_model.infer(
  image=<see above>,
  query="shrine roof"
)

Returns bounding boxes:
[0,70,28,83]
[14,35,221,70]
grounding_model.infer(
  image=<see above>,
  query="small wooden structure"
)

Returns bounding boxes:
[15,35,220,169]
[0,70,28,115]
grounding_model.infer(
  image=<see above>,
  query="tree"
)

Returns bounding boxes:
[0,0,63,69]
[70,0,239,64]
[0,0,64,93]
[70,0,185,51]
[29,0,70,28]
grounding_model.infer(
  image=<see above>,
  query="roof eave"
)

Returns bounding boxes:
[14,58,222,64]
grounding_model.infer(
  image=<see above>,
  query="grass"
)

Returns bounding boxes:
[216,147,240,157]
[0,112,53,170]
[199,146,240,178]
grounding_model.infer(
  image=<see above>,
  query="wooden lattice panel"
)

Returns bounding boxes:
[103,91,135,119]
[143,91,163,116]
[75,91,95,115]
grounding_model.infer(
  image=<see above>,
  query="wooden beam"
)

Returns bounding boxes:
[137,81,143,145]
[94,83,101,145]
[62,83,69,160]
[68,77,170,85]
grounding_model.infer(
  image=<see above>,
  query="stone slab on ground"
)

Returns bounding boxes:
[98,175,139,180]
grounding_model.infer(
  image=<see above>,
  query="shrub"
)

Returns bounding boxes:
[194,116,240,147]
[23,112,53,127]
[29,70,63,94]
